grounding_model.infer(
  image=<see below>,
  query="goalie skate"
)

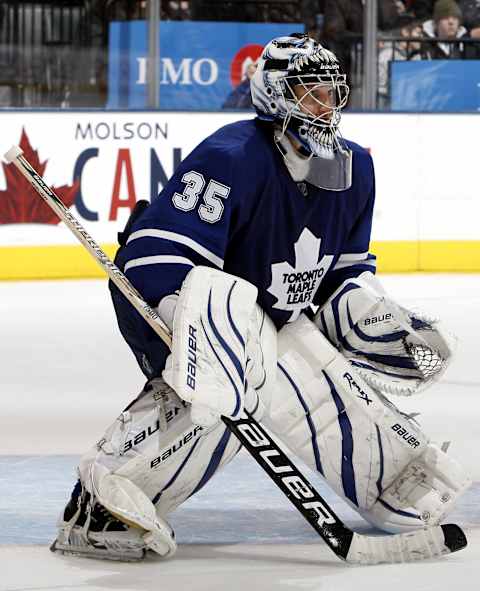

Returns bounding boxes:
[51,482,148,562]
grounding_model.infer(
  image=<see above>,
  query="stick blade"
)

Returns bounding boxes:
[441,523,468,553]
[4,145,23,163]
[345,523,467,565]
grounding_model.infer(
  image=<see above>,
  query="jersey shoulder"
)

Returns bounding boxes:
[180,118,277,176]
[342,137,375,185]
[343,138,372,160]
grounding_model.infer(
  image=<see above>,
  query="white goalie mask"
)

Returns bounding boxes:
[251,34,353,191]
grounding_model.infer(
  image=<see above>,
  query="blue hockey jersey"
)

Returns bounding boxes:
[111,118,376,378]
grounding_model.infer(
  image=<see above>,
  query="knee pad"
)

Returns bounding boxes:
[263,314,471,533]
[364,442,470,533]
[78,378,242,518]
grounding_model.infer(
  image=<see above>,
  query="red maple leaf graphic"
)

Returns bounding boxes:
[0,128,79,224]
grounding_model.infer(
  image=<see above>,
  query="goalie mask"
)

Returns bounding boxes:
[251,34,352,191]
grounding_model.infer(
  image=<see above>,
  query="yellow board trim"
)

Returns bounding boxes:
[371,241,480,273]
[0,244,120,281]
[1,241,480,281]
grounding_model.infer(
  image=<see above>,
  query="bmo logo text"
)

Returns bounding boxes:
[136,57,218,86]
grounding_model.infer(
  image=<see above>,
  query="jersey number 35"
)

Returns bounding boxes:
[172,170,231,224]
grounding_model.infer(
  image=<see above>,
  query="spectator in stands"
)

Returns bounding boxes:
[411,0,480,26]
[222,60,258,110]
[457,1,480,57]
[162,0,191,19]
[377,16,422,107]
[421,0,467,58]
[323,0,406,106]
[324,1,407,47]
[410,0,479,56]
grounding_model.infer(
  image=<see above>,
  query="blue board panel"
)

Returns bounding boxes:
[108,21,299,110]
[390,60,480,112]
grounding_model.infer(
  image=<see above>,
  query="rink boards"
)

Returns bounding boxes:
[0,111,479,279]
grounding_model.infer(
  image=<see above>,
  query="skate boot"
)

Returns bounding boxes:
[51,481,152,562]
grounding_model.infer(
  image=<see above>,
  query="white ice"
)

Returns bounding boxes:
[1,274,479,590]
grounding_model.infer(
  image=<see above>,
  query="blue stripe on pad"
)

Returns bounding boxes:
[375,425,384,496]
[378,498,422,521]
[201,316,242,417]
[277,362,323,476]
[331,283,361,342]
[348,302,410,344]
[190,427,233,496]
[226,282,246,349]
[323,371,358,507]
[207,290,244,384]
[152,438,201,505]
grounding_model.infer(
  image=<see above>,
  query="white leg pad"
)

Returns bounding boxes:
[263,314,471,532]
[78,379,243,533]
[367,443,471,532]
[92,472,176,557]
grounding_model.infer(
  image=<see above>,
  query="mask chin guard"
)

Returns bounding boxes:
[305,145,352,192]
[275,127,353,192]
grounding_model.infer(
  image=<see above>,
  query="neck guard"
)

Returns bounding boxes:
[274,128,352,191]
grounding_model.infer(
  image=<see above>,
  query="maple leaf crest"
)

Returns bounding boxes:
[267,228,334,322]
[0,128,79,224]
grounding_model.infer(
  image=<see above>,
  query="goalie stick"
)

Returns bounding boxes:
[3,145,467,565]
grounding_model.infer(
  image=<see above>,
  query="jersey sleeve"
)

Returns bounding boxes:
[314,148,377,306]
[110,133,256,378]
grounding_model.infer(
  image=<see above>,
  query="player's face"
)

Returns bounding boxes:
[293,83,335,121]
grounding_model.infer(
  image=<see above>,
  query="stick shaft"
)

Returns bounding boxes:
[9,151,172,349]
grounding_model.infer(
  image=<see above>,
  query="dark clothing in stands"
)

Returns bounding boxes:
[323,0,403,93]
[191,0,300,22]
[324,0,402,39]
[410,0,435,20]
[458,0,480,29]
[222,79,253,109]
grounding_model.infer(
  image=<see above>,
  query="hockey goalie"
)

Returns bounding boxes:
[51,266,470,561]
[50,34,471,562]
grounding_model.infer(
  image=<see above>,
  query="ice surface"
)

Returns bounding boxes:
[1,275,479,590]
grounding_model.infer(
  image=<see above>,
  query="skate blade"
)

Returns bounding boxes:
[50,538,146,562]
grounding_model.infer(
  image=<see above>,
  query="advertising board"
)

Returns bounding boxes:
[0,111,478,278]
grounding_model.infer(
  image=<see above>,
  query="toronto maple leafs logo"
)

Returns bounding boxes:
[267,228,334,322]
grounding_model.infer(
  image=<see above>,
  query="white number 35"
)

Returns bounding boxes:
[172,170,231,224]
